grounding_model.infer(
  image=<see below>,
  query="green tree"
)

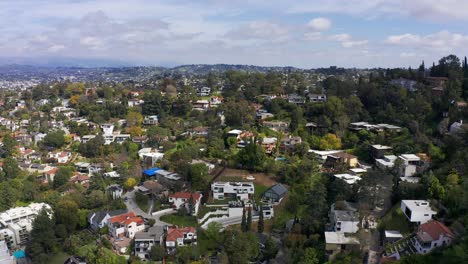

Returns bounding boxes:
[55,199,79,234]
[1,133,16,157]
[246,206,252,232]
[2,157,20,179]
[236,138,266,171]
[241,207,247,232]
[263,237,278,261]
[224,230,259,264]
[258,206,264,233]
[53,166,74,189]
[205,222,223,244]
[188,163,209,190]
[301,247,320,264]
[43,130,66,148]
[26,209,57,264]
[149,245,166,261]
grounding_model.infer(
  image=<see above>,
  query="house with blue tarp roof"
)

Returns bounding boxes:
[143,167,161,177]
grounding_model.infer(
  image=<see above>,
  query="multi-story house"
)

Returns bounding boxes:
[108,212,145,239]
[0,203,51,249]
[143,115,159,125]
[401,200,436,224]
[165,227,197,250]
[134,226,164,260]
[413,220,454,254]
[211,182,254,200]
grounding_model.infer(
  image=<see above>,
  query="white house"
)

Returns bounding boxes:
[0,203,52,248]
[108,212,145,239]
[165,227,197,249]
[334,174,361,185]
[413,220,454,254]
[211,182,254,200]
[106,184,123,199]
[401,200,436,224]
[143,115,159,125]
[398,154,421,177]
[87,209,127,230]
[330,210,359,233]
[168,192,202,215]
[48,151,72,163]
[375,155,398,170]
[197,87,211,96]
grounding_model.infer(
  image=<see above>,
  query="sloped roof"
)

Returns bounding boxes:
[417,220,454,242]
[166,227,196,242]
[169,192,202,202]
[264,184,288,198]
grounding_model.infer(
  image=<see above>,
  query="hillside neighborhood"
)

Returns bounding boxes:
[0,55,466,264]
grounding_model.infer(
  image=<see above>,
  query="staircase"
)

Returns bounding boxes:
[384,234,417,258]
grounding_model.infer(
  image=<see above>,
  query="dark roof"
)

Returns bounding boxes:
[88,209,127,224]
[265,184,288,197]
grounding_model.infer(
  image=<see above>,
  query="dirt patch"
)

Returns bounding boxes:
[219,168,277,187]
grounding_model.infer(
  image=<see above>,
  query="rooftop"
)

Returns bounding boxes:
[402,200,436,214]
[417,220,454,242]
[334,210,358,222]
[325,232,360,245]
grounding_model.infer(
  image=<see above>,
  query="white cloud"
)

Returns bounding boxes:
[385,31,468,50]
[80,36,104,49]
[330,33,352,42]
[286,0,468,22]
[304,32,322,41]
[47,44,65,53]
[225,21,290,43]
[330,33,368,48]
[342,40,368,48]
[307,17,331,31]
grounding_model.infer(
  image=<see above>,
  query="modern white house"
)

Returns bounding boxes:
[211,182,254,200]
[143,115,159,125]
[0,203,51,249]
[413,220,454,254]
[401,200,436,224]
[168,192,202,215]
[375,155,398,170]
[334,174,361,185]
[398,154,422,177]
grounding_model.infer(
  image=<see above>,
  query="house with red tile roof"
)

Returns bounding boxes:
[69,173,90,185]
[108,212,145,239]
[168,192,202,215]
[413,220,454,254]
[165,226,197,249]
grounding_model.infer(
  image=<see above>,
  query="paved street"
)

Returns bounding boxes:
[122,189,175,226]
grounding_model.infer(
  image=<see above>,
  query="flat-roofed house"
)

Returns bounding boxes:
[400,200,436,224]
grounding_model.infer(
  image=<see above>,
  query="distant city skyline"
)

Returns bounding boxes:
[1,0,467,68]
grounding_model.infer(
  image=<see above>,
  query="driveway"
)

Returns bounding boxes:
[122,189,175,226]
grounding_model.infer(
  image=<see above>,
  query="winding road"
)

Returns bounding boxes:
[122,188,175,227]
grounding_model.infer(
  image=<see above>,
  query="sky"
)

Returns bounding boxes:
[1,0,468,68]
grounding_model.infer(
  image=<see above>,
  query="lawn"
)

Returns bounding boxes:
[135,192,150,212]
[378,203,413,235]
[49,251,69,264]
[254,183,269,201]
[160,214,198,227]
